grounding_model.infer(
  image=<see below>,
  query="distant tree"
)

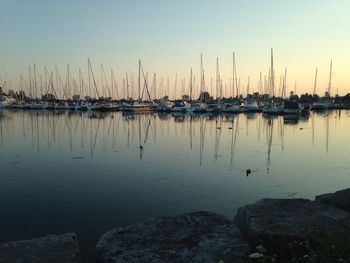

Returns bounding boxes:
[300,93,313,103]
[288,91,299,101]
[198,91,211,102]
[261,94,269,101]
[42,93,56,101]
[252,92,260,100]
[72,94,81,101]
[182,94,190,100]
[312,94,320,101]
[341,93,350,103]
[8,89,15,98]
[334,94,341,104]
[17,90,26,100]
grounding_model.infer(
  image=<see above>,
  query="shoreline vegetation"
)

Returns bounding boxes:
[1,188,350,262]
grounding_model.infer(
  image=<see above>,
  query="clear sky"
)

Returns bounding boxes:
[1,0,350,96]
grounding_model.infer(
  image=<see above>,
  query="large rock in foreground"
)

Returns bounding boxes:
[316,188,350,212]
[96,211,250,263]
[234,198,349,250]
[0,233,80,263]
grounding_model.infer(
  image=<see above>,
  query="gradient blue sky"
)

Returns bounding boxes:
[1,0,350,95]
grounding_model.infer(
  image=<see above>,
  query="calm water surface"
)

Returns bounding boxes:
[0,109,350,261]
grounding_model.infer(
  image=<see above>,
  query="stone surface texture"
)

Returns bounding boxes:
[234,198,349,250]
[96,211,250,263]
[316,188,350,212]
[0,232,80,263]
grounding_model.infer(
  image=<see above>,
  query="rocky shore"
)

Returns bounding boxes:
[2,188,350,263]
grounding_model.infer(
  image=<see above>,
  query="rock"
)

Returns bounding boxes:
[316,188,350,212]
[0,233,80,263]
[255,245,266,253]
[248,252,263,259]
[96,211,250,263]
[234,198,349,251]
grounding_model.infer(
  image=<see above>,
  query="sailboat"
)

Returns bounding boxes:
[283,70,300,115]
[194,54,209,113]
[120,60,155,112]
[263,49,281,115]
[0,95,17,108]
[311,60,332,111]
[243,76,259,112]
[224,52,241,113]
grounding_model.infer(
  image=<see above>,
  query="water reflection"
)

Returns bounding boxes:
[0,110,346,175]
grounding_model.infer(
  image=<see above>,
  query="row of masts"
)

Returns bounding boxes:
[1,52,334,101]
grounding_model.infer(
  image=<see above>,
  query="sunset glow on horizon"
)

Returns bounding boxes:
[1,0,350,96]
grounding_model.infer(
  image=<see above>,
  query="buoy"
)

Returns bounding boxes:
[246,169,251,176]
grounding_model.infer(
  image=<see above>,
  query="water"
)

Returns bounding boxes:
[0,109,350,261]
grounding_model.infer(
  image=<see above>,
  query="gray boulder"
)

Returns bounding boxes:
[234,198,349,250]
[316,188,350,212]
[96,211,250,263]
[0,233,80,263]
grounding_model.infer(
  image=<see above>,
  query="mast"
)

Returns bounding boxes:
[270,48,274,98]
[44,66,48,95]
[153,73,156,100]
[327,60,332,97]
[190,68,193,101]
[100,64,104,98]
[233,52,238,97]
[88,58,99,99]
[313,67,318,96]
[110,70,114,99]
[283,68,287,99]
[40,74,43,99]
[79,68,83,98]
[259,72,262,94]
[174,74,177,99]
[200,54,203,93]
[101,65,111,98]
[139,60,151,101]
[111,70,119,99]
[138,60,141,100]
[232,53,235,98]
[19,75,25,100]
[200,53,205,94]
[238,77,241,97]
[216,58,219,99]
[67,64,70,99]
[247,76,250,96]
[126,73,129,99]
[34,63,37,99]
[29,66,32,98]
[278,76,282,97]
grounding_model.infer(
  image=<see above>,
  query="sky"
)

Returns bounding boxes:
[1,0,350,97]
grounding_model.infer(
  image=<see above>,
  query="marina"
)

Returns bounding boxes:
[2,51,350,116]
[2,1,350,262]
